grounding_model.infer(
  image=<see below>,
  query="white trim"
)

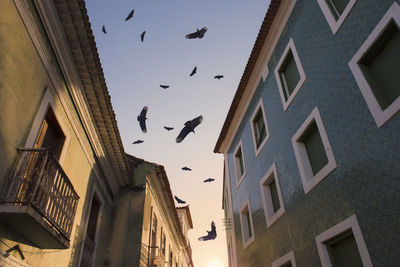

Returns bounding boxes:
[25,87,71,165]
[349,2,400,127]
[216,0,298,154]
[272,250,297,267]
[317,0,357,34]
[260,163,285,228]
[224,154,238,267]
[315,214,373,267]
[239,199,255,249]
[77,183,105,267]
[250,98,270,157]
[291,107,337,194]
[274,38,306,111]
[234,140,247,188]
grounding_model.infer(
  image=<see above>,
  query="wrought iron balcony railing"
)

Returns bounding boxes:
[0,148,79,248]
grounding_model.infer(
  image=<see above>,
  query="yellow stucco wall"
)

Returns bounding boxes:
[0,1,111,266]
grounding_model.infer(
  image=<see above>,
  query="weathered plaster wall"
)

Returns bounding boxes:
[226,0,400,266]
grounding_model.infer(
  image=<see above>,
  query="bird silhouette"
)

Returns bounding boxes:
[174,196,186,204]
[160,85,169,89]
[203,178,215,183]
[186,27,207,39]
[137,106,148,133]
[182,167,192,171]
[133,140,144,144]
[164,126,174,131]
[140,31,146,42]
[102,25,107,34]
[125,10,134,21]
[190,67,197,77]
[198,221,217,241]
[176,115,203,143]
[214,75,224,79]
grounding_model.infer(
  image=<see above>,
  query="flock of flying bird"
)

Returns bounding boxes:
[102,9,219,242]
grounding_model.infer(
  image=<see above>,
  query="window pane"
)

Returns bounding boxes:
[327,232,363,267]
[254,110,266,147]
[301,122,328,175]
[236,149,244,176]
[326,0,350,19]
[245,210,252,239]
[360,22,400,110]
[269,179,281,213]
[281,262,292,267]
[280,51,300,100]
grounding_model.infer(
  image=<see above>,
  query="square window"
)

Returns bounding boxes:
[272,251,297,267]
[250,99,270,155]
[317,0,357,34]
[239,200,255,249]
[292,107,337,194]
[260,163,285,228]
[274,39,306,111]
[316,215,373,267]
[349,3,400,127]
[234,141,246,187]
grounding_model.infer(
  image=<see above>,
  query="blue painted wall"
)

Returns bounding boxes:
[226,0,400,266]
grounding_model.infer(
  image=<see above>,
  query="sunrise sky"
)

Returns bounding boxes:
[85,1,270,266]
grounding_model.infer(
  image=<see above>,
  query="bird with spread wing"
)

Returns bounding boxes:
[182,167,192,171]
[176,115,203,143]
[186,27,207,39]
[203,178,215,183]
[190,67,197,77]
[160,85,169,89]
[140,31,146,42]
[132,140,144,145]
[174,196,186,204]
[125,10,134,21]
[102,25,107,34]
[214,75,224,79]
[164,126,174,131]
[198,221,217,241]
[137,106,148,133]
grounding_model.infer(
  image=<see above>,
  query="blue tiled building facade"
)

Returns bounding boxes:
[215,0,400,266]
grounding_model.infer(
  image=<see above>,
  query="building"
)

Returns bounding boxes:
[105,154,194,267]
[0,0,193,267]
[215,0,400,266]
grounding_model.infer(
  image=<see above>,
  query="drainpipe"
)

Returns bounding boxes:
[147,206,153,267]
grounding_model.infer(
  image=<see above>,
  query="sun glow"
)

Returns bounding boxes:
[209,259,224,267]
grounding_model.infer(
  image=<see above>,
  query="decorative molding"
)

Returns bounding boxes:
[272,250,297,267]
[239,198,255,249]
[317,0,357,34]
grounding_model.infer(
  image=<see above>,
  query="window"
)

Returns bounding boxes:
[260,163,285,228]
[160,227,166,255]
[239,200,255,249]
[349,2,400,127]
[168,246,173,267]
[250,99,270,156]
[316,215,373,267]
[317,0,357,34]
[291,107,337,194]
[234,141,246,187]
[274,39,306,110]
[272,251,297,267]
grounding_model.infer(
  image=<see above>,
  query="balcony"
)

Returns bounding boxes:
[0,148,79,248]
[140,244,165,267]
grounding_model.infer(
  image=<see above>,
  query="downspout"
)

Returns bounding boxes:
[147,206,153,267]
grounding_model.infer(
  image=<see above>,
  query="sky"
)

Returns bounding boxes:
[85,1,269,266]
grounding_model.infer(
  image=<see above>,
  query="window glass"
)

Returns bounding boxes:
[301,121,328,175]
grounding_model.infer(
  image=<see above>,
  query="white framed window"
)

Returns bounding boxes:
[250,99,270,156]
[316,214,373,267]
[317,0,357,34]
[272,251,297,267]
[274,38,306,111]
[291,107,337,194]
[234,141,246,188]
[260,163,285,228]
[239,199,255,249]
[349,2,400,127]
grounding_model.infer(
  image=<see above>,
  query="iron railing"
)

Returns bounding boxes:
[80,237,95,267]
[0,148,79,240]
[140,244,164,267]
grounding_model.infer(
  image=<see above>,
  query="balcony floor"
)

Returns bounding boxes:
[0,204,70,249]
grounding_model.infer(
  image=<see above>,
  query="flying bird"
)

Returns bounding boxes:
[203,178,215,183]
[140,31,146,42]
[190,67,197,77]
[132,140,144,144]
[102,25,107,34]
[125,10,134,21]
[214,75,224,79]
[160,85,169,89]
[164,126,174,131]
[185,27,207,39]
[182,167,192,171]
[198,221,217,241]
[176,115,203,143]
[174,196,186,204]
[137,106,148,133]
